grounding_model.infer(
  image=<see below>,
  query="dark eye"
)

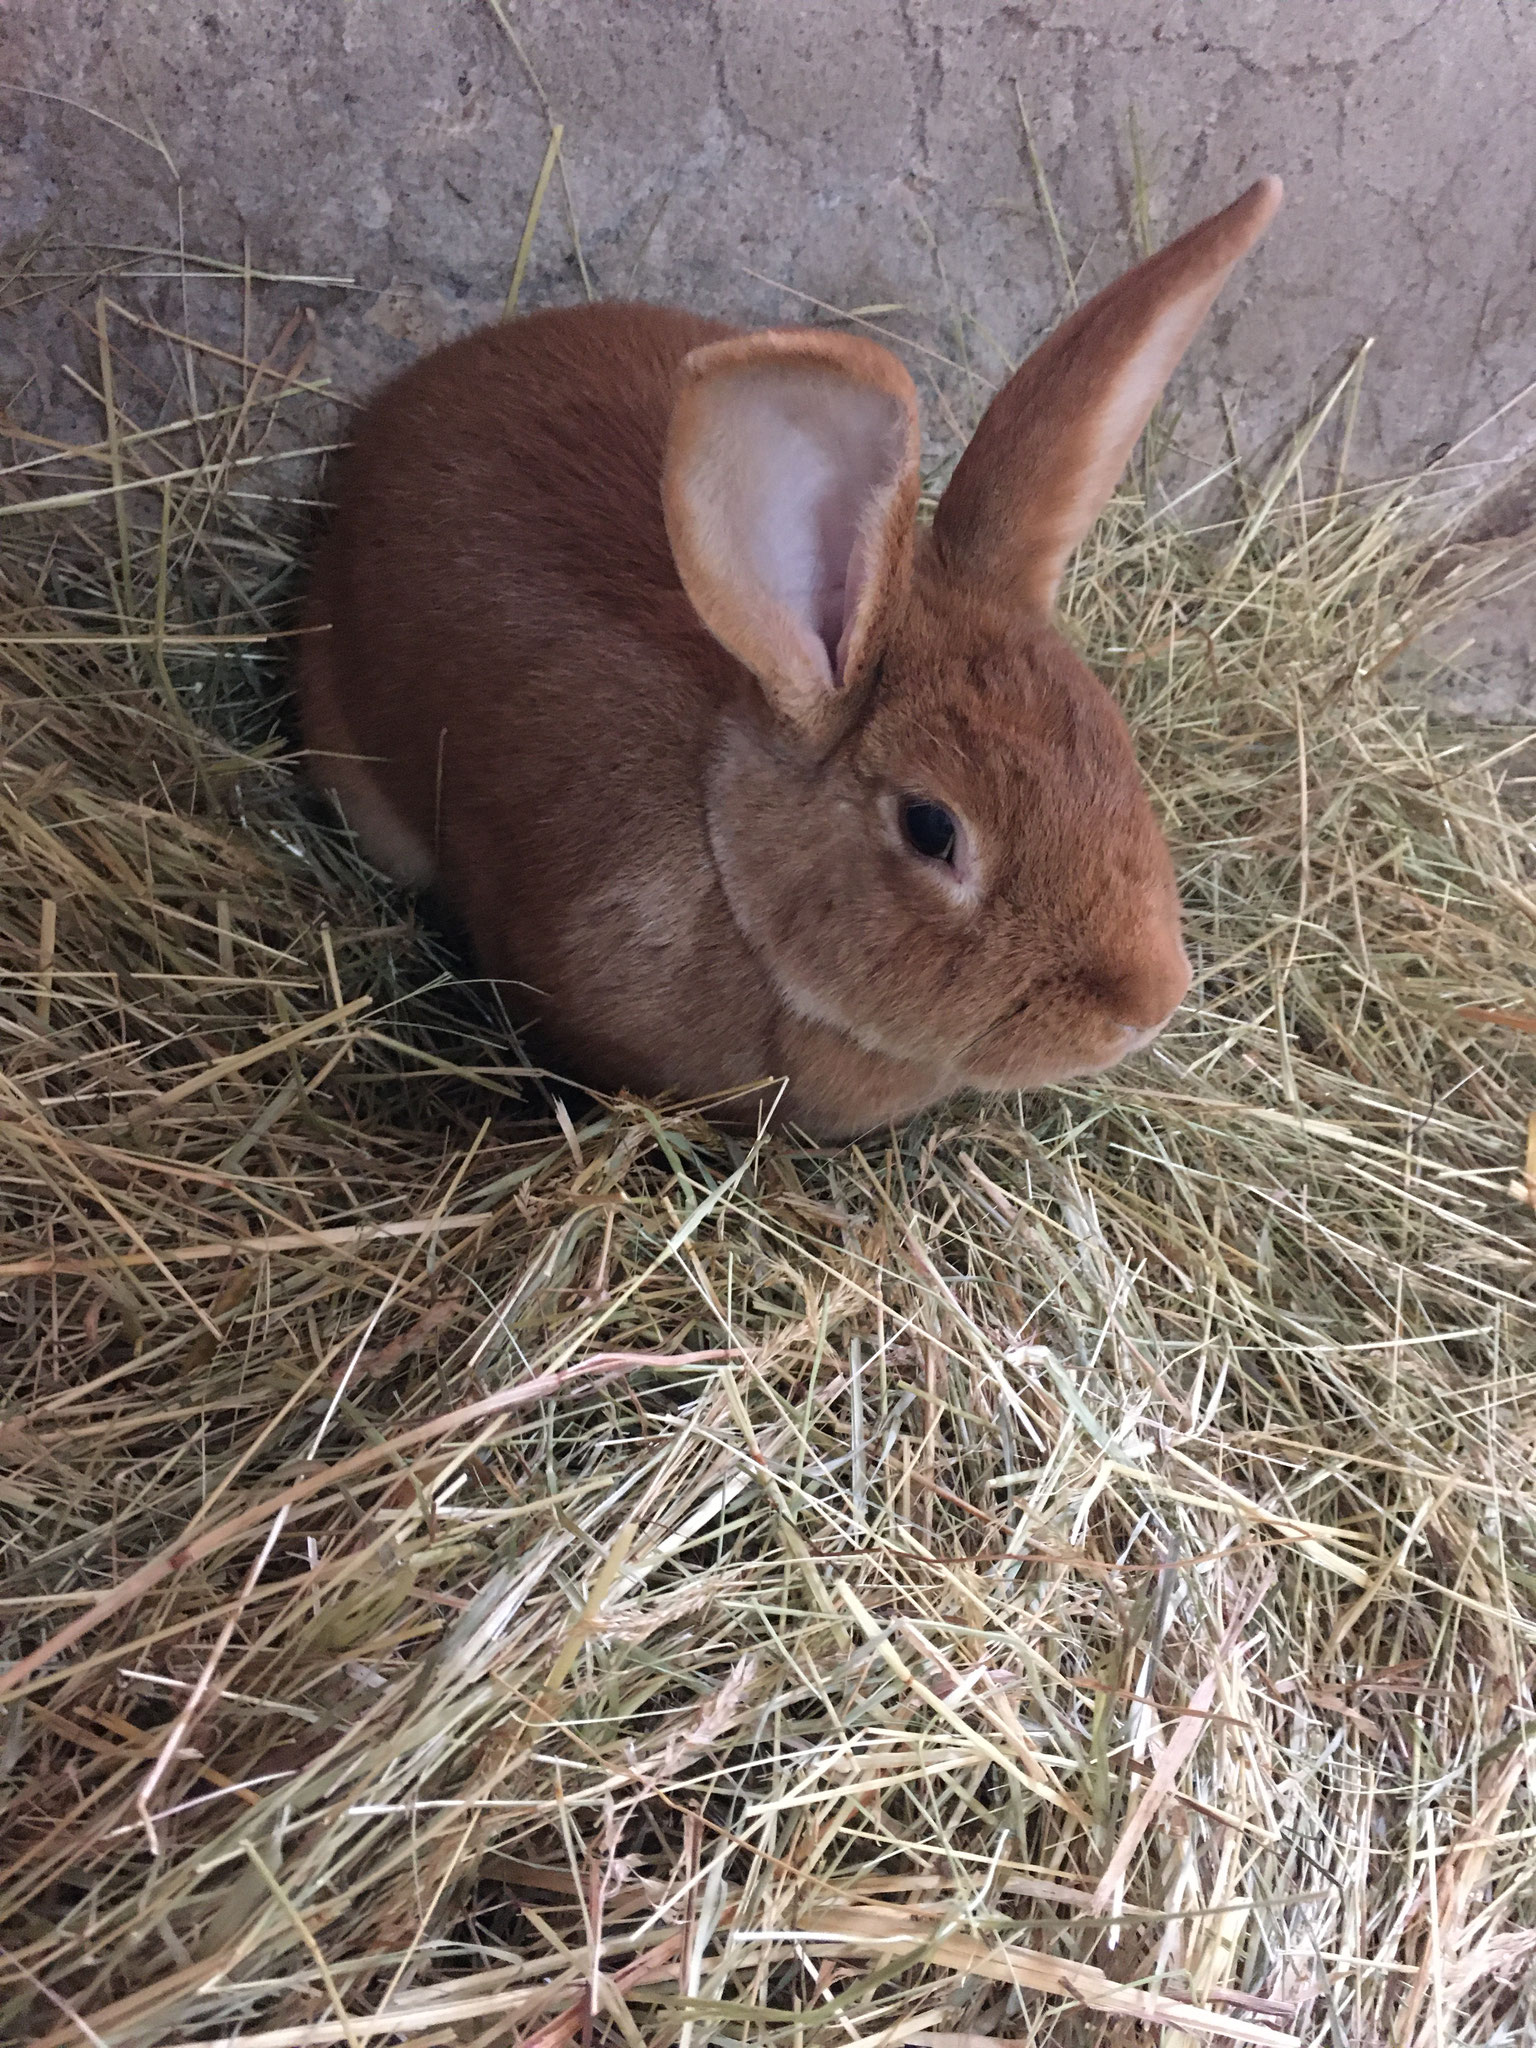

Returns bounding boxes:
[901,798,958,865]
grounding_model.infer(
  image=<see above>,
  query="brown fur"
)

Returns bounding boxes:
[299,182,1280,1139]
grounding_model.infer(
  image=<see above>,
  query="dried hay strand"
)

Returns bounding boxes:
[1,241,1535,2048]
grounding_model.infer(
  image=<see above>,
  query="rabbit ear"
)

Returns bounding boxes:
[933,176,1282,612]
[663,330,921,736]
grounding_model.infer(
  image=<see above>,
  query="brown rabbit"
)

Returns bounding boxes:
[300,178,1281,1140]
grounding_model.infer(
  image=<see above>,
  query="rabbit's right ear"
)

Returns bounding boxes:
[933,177,1282,613]
[663,331,920,740]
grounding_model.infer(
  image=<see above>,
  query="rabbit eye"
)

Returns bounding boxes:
[901,798,958,865]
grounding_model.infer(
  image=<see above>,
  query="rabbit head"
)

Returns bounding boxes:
[663,178,1281,1100]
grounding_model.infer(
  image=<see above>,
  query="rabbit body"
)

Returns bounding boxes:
[303,305,947,1132]
[301,182,1281,1138]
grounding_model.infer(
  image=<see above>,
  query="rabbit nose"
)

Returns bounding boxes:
[1097,943,1191,1036]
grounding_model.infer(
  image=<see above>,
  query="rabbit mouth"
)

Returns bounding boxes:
[960,987,1159,1088]
[958,988,1047,1071]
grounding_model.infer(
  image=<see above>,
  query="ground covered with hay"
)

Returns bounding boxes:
[2,246,1535,2048]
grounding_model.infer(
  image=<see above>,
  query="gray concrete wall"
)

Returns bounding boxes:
[4,2,1534,707]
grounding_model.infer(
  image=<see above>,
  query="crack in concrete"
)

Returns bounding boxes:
[894,0,937,170]
[701,0,781,155]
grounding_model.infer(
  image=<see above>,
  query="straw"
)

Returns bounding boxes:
[1,200,1534,2048]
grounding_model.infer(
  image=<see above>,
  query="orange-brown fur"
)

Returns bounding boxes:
[300,183,1280,1139]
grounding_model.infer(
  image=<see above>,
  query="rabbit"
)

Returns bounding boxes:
[299,177,1281,1141]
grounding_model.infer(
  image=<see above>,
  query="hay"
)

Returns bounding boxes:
[1,236,1535,2048]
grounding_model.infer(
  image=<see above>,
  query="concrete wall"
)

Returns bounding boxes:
[4,1,1534,708]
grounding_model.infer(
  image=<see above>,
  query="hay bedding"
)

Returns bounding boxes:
[0,241,1534,2048]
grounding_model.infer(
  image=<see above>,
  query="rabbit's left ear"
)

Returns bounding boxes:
[934,177,1282,613]
[663,330,921,738]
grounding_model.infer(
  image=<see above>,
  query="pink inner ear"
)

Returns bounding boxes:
[715,368,908,682]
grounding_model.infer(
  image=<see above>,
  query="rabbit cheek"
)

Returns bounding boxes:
[705,738,928,1062]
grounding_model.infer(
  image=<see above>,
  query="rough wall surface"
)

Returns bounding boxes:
[4,1,1534,709]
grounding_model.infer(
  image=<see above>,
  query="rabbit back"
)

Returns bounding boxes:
[300,303,790,1104]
